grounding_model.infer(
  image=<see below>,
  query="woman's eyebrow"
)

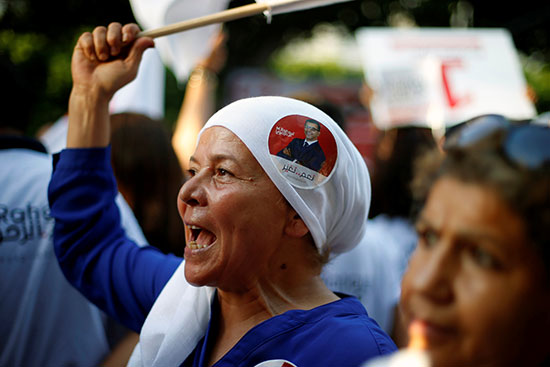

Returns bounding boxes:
[188,153,239,166]
[415,215,432,231]
[210,153,238,163]
[453,228,509,253]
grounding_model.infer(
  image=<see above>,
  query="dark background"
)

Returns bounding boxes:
[1,0,549,134]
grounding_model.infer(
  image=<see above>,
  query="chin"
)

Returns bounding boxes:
[426,346,466,367]
[428,349,511,367]
[184,265,214,287]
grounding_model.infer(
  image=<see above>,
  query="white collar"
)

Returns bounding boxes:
[128,261,215,366]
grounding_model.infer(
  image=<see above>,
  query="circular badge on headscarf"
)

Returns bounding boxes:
[268,115,337,189]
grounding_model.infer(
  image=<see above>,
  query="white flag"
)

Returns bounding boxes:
[130,0,229,82]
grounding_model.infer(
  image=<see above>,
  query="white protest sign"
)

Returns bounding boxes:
[355,27,537,130]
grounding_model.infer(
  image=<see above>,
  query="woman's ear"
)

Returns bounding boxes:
[284,209,310,238]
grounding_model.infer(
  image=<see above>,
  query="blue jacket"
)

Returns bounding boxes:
[48,147,396,367]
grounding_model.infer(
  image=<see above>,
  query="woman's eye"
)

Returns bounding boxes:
[216,168,232,177]
[426,231,438,247]
[469,246,500,269]
[187,169,197,177]
[417,228,438,249]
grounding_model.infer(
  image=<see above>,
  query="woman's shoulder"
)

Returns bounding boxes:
[277,296,397,354]
[310,296,396,349]
[228,296,396,367]
[278,296,397,365]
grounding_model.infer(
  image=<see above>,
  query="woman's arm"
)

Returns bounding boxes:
[172,31,227,173]
[48,23,181,332]
[49,146,182,331]
[67,23,153,148]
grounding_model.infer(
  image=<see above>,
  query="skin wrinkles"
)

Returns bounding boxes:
[188,153,258,184]
[178,127,297,291]
[177,126,338,365]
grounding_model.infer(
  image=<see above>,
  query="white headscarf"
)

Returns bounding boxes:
[203,96,371,255]
[128,96,371,366]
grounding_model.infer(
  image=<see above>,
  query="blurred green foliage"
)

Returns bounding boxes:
[524,58,550,113]
[270,60,364,81]
[1,0,549,135]
[0,0,135,134]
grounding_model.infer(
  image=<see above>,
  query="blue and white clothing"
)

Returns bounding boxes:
[182,292,394,367]
[322,215,418,333]
[48,146,397,367]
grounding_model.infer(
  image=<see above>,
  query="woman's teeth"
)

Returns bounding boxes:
[188,224,211,250]
[188,240,209,250]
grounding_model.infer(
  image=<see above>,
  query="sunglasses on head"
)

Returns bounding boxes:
[443,114,550,170]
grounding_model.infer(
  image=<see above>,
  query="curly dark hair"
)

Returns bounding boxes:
[412,120,550,276]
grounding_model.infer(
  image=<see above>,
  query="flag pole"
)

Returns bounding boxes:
[138,0,351,39]
[138,2,269,39]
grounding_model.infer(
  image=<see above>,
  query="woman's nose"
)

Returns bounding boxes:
[178,171,207,208]
[409,242,454,304]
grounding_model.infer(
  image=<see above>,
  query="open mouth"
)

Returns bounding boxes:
[187,224,217,250]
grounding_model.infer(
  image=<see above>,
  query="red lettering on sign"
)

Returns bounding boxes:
[441,59,470,108]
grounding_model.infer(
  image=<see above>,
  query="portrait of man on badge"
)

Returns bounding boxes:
[276,119,326,172]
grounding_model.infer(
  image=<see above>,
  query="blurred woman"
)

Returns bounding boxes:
[400,115,550,366]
